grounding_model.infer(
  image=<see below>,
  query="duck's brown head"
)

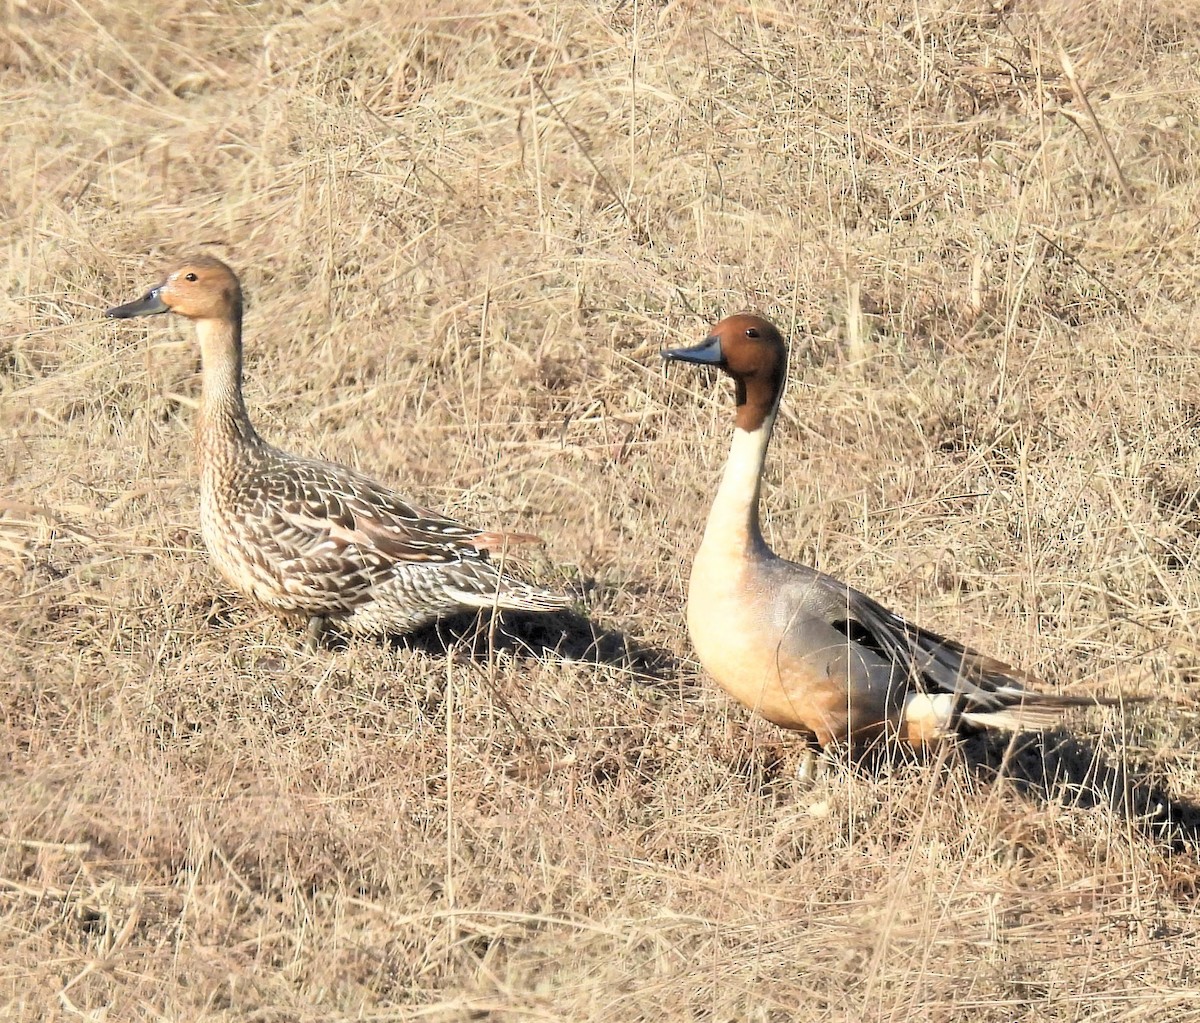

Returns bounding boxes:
[106,256,242,322]
[662,314,787,431]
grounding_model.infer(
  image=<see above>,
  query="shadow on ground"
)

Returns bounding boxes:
[387,608,681,684]
[959,728,1200,855]
[815,726,1200,855]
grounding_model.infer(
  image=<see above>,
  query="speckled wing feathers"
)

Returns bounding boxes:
[265,456,492,561]
[206,444,569,633]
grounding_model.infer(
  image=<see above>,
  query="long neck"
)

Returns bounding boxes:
[195,315,260,451]
[702,404,778,557]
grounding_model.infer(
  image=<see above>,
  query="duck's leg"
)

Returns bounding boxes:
[304,614,326,651]
[795,744,819,786]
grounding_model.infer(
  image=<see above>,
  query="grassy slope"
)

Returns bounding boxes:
[3,0,1200,1019]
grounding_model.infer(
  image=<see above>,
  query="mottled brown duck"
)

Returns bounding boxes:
[107,257,569,643]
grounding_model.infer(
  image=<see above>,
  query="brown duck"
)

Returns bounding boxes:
[107,256,568,642]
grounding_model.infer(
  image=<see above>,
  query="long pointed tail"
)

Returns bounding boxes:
[958,691,1143,733]
[903,688,1144,743]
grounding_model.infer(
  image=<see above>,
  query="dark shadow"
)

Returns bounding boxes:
[799,725,1200,855]
[387,607,682,685]
[957,728,1200,855]
[202,589,683,685]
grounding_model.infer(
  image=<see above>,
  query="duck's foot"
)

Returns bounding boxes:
[304,615,326,651]
[795,745,820,787]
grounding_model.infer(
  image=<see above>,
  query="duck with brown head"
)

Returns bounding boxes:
[109,257,255,448]
[107,256,570,645]
[664,313,1129,752]
[665,313,788,433]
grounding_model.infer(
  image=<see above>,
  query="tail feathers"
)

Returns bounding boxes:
[497,582,573,613]
[909,687,1146,738]
[449,528,568,613]
[959,693,1098,733]
[857,585,1147,738]
[469,529,546,554]
[850,591,1045,712]
[446,579,571,614]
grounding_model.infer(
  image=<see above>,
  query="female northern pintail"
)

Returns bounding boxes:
[107,257,568,642]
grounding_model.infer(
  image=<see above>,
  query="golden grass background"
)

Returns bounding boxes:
[4,0,1200,1018]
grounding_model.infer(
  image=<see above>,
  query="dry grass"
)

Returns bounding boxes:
[4,0,1200,1018]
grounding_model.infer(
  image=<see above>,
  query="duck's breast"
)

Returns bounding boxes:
[687,545,905,742]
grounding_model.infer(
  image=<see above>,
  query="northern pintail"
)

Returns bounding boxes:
[663,314,1124,748]
[107,257,569,642]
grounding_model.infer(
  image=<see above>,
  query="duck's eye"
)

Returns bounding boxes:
[745,327,760,338]
[185,272,198,282]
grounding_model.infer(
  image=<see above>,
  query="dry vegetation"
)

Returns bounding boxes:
[4,0,1200,1018]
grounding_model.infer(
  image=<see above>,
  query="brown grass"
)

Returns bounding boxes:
[4,0,1200,1018]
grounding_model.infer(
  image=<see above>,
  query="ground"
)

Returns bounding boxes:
[3,0,1200,1019]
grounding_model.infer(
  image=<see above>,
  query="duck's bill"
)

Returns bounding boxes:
[106,287,168,318]
[661,334,724,366]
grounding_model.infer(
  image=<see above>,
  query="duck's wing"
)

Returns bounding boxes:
[240,453,545,588]
[823,575,1121,732]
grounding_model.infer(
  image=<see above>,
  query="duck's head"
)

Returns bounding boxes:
[662,314,787,430]
[106,256,242,322]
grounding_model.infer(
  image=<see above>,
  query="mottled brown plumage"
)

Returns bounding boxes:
[107,256,569,639]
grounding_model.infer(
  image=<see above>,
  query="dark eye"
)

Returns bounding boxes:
[185,272,198,282]
[745,327,759,338]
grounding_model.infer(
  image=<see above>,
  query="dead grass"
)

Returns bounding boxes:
[3,0,1200,1018]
